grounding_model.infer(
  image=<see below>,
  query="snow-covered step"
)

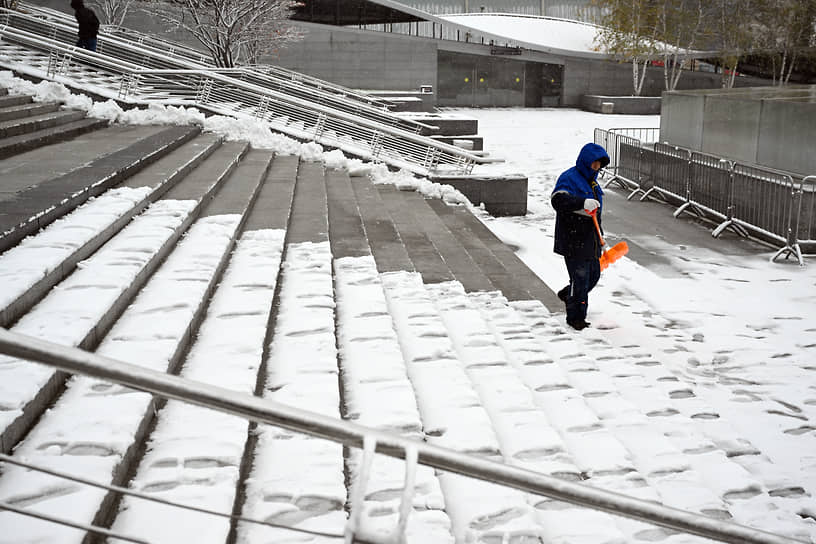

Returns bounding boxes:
[335,255,453,543]
[0,147,267,543]
[509,299,814,541]
[239,241,347,543]
[0,133,223,328]
[0,125,199,254]
[466,293,718,541]
[0,142,246,456]
[110,228,285,543]
[380,272,545,543]
[0,214,242,542]
[429,283,650,542]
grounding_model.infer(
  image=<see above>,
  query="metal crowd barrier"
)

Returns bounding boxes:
[594,128,812,265]
[640,142,690,204]
[609,126,660,144]
[683,152,733,221]
[0,327,801,544]
[791,176,816,257]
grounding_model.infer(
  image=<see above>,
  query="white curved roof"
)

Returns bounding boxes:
[439,13,605,57]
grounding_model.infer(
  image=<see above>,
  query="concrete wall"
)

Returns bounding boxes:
[757,100,816,176]
[660,86,816,176]
[563,57,770,107]
[582,95,661,114]
[659,92,705,149]
[700,95,762,164]
[270,23,439,92]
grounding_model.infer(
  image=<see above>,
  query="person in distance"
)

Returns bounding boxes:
[551,142,610,331]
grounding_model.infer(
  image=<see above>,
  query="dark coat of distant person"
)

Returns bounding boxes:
[71,0,99,50]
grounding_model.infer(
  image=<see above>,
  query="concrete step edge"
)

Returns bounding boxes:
[0,117,108,159]
[0,134,225,330]
[0,109,85,139]
[0,125,201,254]
[0,140,249,457]
[0,101,61,122]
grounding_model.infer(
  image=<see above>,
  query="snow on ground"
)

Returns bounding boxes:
[1,72,816,542]
[459,107,816,540]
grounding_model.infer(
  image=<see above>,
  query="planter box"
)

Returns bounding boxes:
[582,95,662,115]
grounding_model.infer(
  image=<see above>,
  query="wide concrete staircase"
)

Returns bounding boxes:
[0,88,813,544]
[0,87,107,160]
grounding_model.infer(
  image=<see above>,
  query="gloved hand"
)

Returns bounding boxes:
[583,199,600,214]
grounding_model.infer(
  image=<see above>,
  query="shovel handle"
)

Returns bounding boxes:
[590,210,605,247]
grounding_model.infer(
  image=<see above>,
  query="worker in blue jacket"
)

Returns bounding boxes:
[551,142,610,330]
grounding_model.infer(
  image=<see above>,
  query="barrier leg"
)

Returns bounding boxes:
[712,219,750,239]
[771,243,804,266]
[673,201,704,220]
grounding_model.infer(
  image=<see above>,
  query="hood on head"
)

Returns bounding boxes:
[575,143,610,181]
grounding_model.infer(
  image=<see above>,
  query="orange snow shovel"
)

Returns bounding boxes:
[590,210,628,271]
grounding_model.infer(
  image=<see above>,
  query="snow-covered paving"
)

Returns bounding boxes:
[111,228,285,543]
[0,214,242,543]
[0,199,196,434]
[0,186,151,314]
[0,72,815,543]
[462,107,816,542]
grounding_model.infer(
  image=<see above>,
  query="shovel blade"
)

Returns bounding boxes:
[599,241,629,271]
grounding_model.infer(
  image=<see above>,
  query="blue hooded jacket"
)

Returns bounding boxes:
[551,143,610,259]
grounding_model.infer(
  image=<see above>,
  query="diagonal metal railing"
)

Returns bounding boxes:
[15,2,399,111]
[0,327,804,544]
[0,9,483,176]
[3,4,436,136]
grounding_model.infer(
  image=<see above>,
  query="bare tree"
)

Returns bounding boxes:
[654,0,707,91]
[752,0,816,85]
[89,0,134,26]
[707,0,754,88]
[0,0,20,8]
[591,0,660,96]
[146,0,303,68]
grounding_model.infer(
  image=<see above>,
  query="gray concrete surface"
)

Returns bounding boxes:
[660,86,816,176]
[0,125,166,199]
[601,184,771,279]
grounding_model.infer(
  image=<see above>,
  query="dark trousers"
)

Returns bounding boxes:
[76,37,97,52]
[563,257,600,322]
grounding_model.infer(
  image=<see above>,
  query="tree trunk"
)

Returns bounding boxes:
[783,50,797,84]
[633,58,647,96]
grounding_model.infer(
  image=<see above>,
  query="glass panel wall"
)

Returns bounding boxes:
[396,0,594,18]
[438,50,562,107]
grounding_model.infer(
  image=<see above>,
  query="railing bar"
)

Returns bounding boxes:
[0,328,803,544]
[0,500,151,544]
[0,454,348,540]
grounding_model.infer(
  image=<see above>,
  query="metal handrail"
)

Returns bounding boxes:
[18,1,396,110]
[0,24,483,176]
[0,327,802,544]
[6,4,424,133]
[0,500,150,543]
[0,453,347,541]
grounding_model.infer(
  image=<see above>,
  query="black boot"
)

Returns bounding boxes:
[557,286,569,303]
[567,319,590,331]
